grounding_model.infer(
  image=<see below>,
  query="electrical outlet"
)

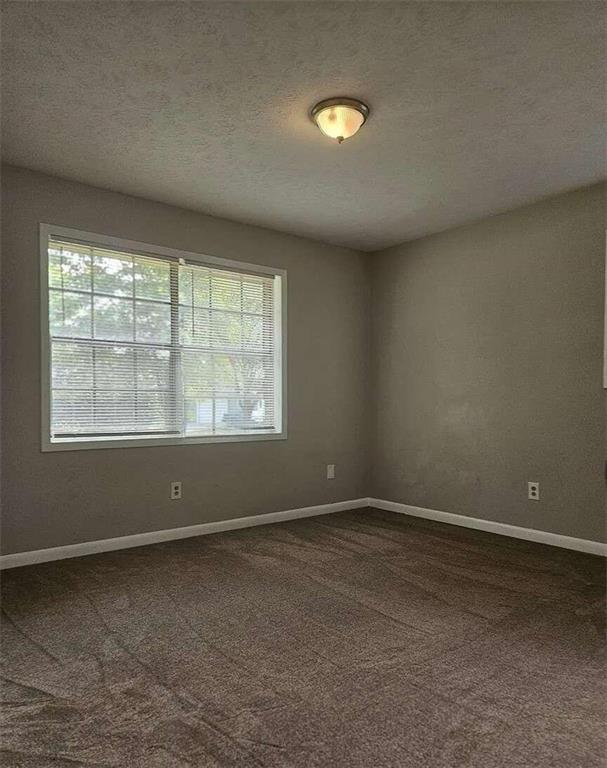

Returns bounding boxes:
[528,481,539,501]
[170,481,182,500]
[327,464,336,480]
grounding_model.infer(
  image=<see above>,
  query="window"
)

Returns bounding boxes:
[41,225,286,450]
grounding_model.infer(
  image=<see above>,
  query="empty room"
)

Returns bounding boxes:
[1,1,605,766]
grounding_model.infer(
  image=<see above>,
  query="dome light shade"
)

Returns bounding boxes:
[311,98,369,143]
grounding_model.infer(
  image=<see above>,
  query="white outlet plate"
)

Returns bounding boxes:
[170,481,182,500]
[528,481,539,501]
[327,464,336,480]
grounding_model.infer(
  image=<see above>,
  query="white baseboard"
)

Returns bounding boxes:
[0,498,369,570]
[368,498,607,557]
[3,496,604,569]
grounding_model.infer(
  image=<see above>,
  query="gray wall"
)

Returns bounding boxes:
[1,165,371,554]
[371,183,606,542]
[2,167,605,554]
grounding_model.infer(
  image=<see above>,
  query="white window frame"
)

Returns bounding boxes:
[40,223,287,451]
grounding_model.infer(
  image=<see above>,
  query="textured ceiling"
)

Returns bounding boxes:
[2,1,605,251]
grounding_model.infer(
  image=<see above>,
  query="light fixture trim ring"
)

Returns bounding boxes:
[310,97,370,125]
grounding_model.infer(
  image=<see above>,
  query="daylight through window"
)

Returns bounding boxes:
[43,229,284,448]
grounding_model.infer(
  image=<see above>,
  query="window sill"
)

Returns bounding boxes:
[42,430,287,452]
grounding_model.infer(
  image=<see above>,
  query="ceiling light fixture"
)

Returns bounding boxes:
[311,97,369,144]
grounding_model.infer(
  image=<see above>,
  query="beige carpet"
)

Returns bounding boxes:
[1,508,605,767]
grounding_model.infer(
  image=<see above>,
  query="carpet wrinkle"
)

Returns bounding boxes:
[141,546,407,679]
[0,676,69,704]
[357,558,499,622]
[90,615,275,745]
[295,555,493,650]
[151,716,286,768]
[1,607,65,666]
[294,564,437,637]
[56,567,285,716]
[39,555,302,766]
[5,581,272,765]
[379,555,545,622]
[395,551,596,602]
[121,568,290,701]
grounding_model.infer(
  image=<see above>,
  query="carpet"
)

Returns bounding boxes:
[1,508,605,767]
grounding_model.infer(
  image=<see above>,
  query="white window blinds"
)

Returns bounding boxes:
[46,234,283,446]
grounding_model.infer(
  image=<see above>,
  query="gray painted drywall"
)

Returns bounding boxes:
[371,183,606,542]
[0,165,371,554]
[1,167,605,554]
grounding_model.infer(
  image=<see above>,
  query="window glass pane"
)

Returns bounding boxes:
[52,391,94,434]
[212,310,241,349]
[242,315,264,351]
[179,306,210,347]
[50,290,92,338]
[179,305,194,345]
[182,350,212,398]
[136,348,172,390]
[185,398,213,434]
[251,399,269,425]
[135,300,171,344]
[179,267,210,307]
[134,258,171,301]
[94,391,136,432]
[95,345,135,390]
[210,274,241,311]
[242,280,264,314]
[212,354,240,397]
[215,398,264,432]
[178,268,192,305]
[214,398,231,429]
[193,271,210,307]
[93,296,134,341]
[226,355,267,399]
[93,252,133,296]
[51,341,93,388]
[49,246,91,291]
[136,392,174,432]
